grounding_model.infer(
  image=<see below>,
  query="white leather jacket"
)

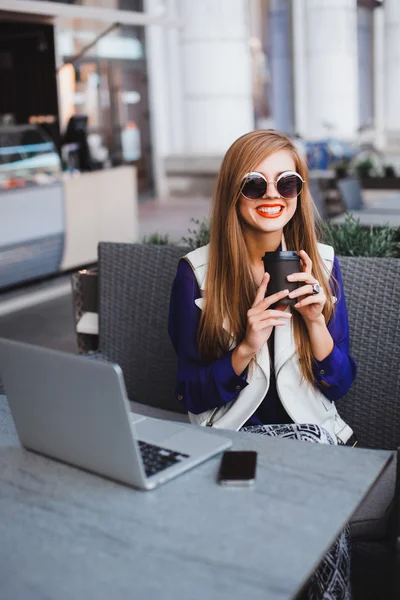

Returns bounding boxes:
[183,242,353,445]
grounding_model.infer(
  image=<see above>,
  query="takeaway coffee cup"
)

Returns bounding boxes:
[262,251,301,306]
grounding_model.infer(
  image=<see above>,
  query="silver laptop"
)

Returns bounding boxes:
[0,338,231,490]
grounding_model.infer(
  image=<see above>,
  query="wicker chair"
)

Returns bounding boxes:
[97,242,189,421]
[336,257,400,451]
[89,243,399,599]
[334,256,400,599]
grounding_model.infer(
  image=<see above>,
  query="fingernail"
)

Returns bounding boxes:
[288,291,294,298]
[287,275,294,281]
[294,302,300,308]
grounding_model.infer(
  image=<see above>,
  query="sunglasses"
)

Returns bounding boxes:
[241,170,304,200]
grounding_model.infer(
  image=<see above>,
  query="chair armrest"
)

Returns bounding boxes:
[71,269,99,354]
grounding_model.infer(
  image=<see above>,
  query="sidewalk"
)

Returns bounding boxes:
[138,196,211,243]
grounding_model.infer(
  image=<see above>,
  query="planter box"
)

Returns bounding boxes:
[337,177,363,210]
[360,177,400,190]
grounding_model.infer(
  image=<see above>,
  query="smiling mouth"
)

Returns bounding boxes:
[255,204,284,219]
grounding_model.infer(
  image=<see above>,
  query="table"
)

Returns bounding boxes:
[0,395,393,600]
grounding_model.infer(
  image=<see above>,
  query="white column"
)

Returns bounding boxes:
[179,0,254,154]
[144,0,171,198]
[357,6,374,130]
[268,0,294,133]
[166,0,185,155]
[248,0,273,130]
[304,0,359,140]
[373,4,385,151]
[384,0,400,147]
[292,0,307,137]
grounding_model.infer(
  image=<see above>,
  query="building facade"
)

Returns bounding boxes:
[146,0,400,195]
[1,0,400,196]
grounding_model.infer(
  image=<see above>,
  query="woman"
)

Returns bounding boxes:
[169,130,356,600]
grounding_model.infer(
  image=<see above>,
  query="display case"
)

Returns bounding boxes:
[0,124,62,190]
[0,125,138,290]
[0,124,65,289]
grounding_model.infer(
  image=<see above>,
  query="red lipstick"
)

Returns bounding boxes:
[255,204,284,219]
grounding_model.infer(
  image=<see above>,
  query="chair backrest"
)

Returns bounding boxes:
[97,243,400,448]
[98,242,189,414]
[337,256,400,450]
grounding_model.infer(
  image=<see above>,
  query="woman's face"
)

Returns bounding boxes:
[238,149,299,235]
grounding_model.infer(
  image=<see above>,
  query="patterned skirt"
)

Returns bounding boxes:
[241,423,352,600]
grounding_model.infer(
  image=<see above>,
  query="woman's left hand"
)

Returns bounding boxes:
[286,250,326,324]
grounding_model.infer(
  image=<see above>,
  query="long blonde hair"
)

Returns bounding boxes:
[198,130,336,386]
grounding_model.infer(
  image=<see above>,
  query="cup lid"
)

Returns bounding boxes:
[262,250,299,260]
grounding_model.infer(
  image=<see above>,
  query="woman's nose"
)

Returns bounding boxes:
[264,181,280,199]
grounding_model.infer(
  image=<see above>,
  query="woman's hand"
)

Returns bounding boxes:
[243,272,292,353]
[286,249,327,324]
[232,273,292,375]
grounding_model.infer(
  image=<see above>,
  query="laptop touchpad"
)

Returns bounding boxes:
[133,418,184,445]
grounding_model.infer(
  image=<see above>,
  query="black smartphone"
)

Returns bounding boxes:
[218,451,257,486]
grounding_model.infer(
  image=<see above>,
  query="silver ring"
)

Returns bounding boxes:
[312,282,321,295]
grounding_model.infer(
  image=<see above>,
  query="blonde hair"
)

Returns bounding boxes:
[198,130,336,386]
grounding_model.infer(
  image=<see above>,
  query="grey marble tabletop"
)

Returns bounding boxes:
[0,395,393,600]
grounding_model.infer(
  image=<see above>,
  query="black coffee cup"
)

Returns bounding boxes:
[262,251,301,306]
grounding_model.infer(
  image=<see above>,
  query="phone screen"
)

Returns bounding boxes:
[218,451,257,486]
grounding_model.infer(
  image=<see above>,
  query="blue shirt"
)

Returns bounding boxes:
[168,256,357,425]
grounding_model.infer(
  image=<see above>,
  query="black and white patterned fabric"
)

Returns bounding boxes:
[241,422,336,445]
[241,423,351,600]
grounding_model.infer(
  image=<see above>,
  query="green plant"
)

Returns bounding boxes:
[392,227,400,258]
[354,158,374,179]
[333,160,349,180]
[181,217,211,250]
[383,164,397,178]
[321,213,400,258]
[141,232,172,245]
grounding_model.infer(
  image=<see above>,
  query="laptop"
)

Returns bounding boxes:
[0,338,232,490]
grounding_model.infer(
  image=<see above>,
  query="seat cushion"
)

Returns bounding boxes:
[350,452,397,540]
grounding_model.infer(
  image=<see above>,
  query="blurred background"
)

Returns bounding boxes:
[1,0,400,350]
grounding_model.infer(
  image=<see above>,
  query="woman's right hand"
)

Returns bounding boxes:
[232,273,292,374]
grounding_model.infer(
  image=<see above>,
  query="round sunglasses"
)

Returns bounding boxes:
[241,171,304,200]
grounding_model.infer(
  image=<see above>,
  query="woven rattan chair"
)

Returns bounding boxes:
[334,256,400,599]
[97,242,189,421]
[92,243,399,599]
[336,256,400,451]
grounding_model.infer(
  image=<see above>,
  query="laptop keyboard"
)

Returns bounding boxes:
[137,440,190,478]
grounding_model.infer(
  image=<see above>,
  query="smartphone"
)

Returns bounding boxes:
[218,451,257,486]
